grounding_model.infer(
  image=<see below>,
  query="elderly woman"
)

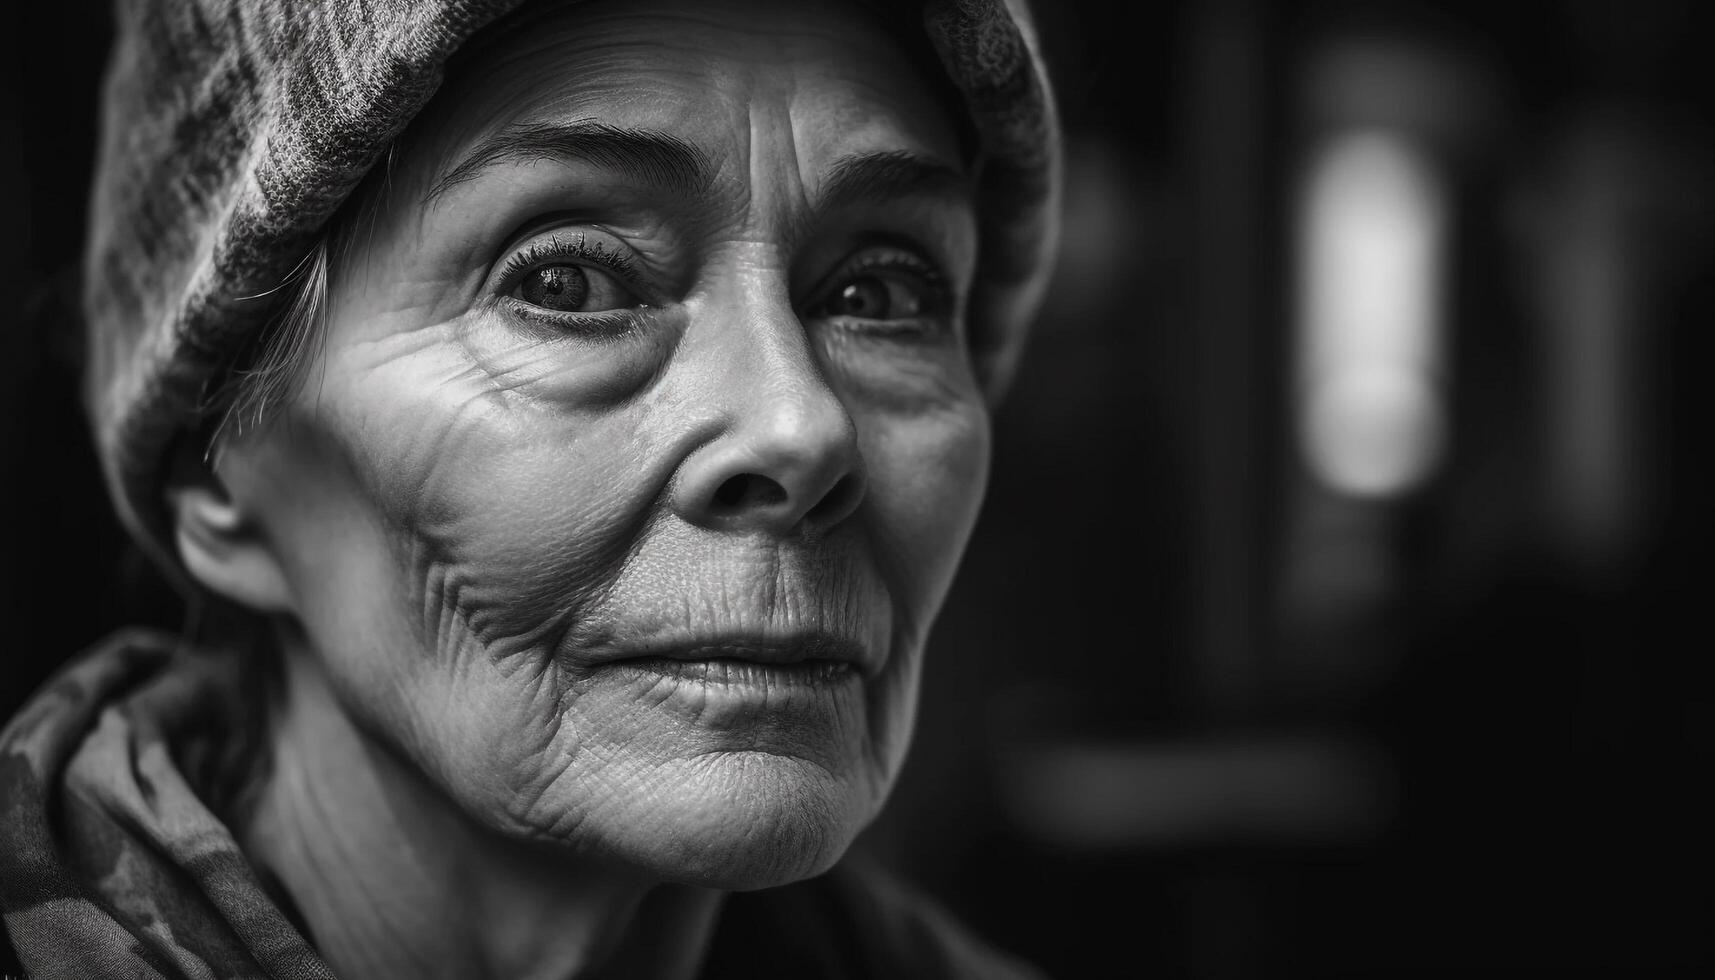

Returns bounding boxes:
[0,0,1058,975]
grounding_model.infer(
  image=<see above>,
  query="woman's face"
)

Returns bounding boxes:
[214,0,988,887]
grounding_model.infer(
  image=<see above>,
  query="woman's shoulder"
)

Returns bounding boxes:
[705,856,1047,980]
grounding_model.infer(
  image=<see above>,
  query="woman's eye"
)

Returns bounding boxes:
[820,277,923,320]
[512,262,637,313]
[811,270,940,323]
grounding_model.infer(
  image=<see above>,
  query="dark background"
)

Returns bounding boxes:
[3,1,1711,976]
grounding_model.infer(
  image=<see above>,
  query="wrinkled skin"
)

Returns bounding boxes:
[205,0,989,892]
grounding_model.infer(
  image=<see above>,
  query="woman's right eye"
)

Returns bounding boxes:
[513,263,638,313]
[495,233,648,323]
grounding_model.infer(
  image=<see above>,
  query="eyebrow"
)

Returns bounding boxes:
[424,119,718,203]
[815,150,969,214]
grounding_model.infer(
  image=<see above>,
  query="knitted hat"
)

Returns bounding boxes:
[83,0,1061,577]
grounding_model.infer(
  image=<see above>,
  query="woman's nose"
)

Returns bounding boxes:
[672,368,866,537]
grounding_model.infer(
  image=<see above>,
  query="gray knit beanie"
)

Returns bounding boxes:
[83,0,1062,577]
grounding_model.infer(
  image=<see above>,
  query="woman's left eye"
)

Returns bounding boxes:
[815,276,927,321]
[511,262,638,313]
[808,250,948,326]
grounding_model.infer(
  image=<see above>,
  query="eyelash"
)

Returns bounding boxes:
[492,233,647,336]
[841,248,946,292]
[496,233,640,292]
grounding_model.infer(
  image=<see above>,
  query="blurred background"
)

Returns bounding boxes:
[3,0,1710,975]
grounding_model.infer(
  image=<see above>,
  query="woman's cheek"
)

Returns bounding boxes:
[319,321,678,650]
[366,311,688,656]
[398,427,657,664]
[256,357,670,834]
[458,306,682,406]
[859,392,991,634]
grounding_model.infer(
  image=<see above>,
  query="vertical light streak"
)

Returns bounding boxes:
[1296,131,1448,498]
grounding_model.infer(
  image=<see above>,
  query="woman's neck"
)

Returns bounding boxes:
[238,645,723,980]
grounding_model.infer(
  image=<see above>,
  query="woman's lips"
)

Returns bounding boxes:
[585,631,874,686]
[572,631,873,740]
[609,656,859,687]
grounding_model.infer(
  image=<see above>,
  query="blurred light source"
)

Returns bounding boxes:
[996,734,1393,850]
[1296,131,1448,498]
[1512,109,1708,575]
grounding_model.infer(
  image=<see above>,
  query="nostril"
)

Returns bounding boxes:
[713,475,745,508]
[805,473,863,526]
[712,473,787,512]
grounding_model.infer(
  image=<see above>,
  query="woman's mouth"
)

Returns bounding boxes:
[583,630,872,708]
[609,655,859,687]
[580,630,873,672]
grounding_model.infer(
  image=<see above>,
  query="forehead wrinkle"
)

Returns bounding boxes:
[392,1,964,244]
[740,82,817,248]
[736,88,968,255]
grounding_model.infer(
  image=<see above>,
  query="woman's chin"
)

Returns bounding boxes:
[658,829,852,892]
[543,750,877,891]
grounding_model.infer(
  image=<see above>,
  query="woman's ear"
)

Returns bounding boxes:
[166,452,294,614]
